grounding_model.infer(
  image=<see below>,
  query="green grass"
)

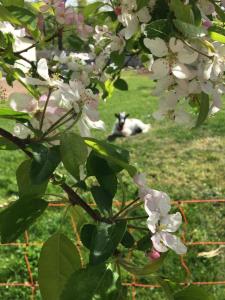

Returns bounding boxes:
[0,70,225,299]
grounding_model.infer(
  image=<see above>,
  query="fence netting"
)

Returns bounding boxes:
[1,199,225,299]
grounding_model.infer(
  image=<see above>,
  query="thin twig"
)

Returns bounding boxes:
[182,39,212,59]
[113,198,140,220]
[116,215,148,222]
[39,88,52,131]
[42,108,74,138]
[127,225,149,231]
[15,32,59,55]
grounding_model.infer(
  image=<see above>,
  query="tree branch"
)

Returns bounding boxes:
[0,127,33,158]
[60,182,113,224]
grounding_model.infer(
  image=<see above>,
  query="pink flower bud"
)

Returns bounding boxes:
[148,249,161,261]
[203,19,212,29]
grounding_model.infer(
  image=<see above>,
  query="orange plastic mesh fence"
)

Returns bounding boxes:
[1,199,225,300]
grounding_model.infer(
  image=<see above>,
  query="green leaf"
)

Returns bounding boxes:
[145,19,172,40]
[0,137,18,150]
[0,197,47,243]
[91,186,113,214]
[30,145,61,184]
[67,35,84,52]
[118,254,166,276]
[89,221,127,265]
[0,108,30,122]
[208,25,225,43]
[0,5,21,24]
[151,0,170,20]
[38,233,81,300]
[70,206,89,234]
[196,92,209,127]
[84,138,136,177]
[209,31,225,43]
[136,233,152,251]
[114,78,128,91]
[170,0,195,24]
[80,223,96,250]
[104,79,115,99]
[174,286,215,300]
[61,132,88,180]
[16,160,48,198]
[96,11,117,24]
[137,0,149,10]
[83,1,105,18]
[191,2,202,26]
[173,20,206,38]
[110,52,125,68]
[1,0,24,6]
[61,264,125,300]
[7,6,40,38]
[121,231,135,248]
[87,151,117,197]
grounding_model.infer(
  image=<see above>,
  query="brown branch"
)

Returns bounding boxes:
[0,127,33,158]
[60,182,113,224]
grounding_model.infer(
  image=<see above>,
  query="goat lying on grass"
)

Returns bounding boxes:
[108,112,151,141]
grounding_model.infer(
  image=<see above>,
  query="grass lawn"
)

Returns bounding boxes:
[0,70,225,299]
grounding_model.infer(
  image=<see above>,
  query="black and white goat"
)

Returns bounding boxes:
[108,112,151,141]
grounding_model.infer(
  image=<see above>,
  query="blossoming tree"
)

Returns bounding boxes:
[0,0,223,298]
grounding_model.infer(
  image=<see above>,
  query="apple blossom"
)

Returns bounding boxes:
[133,172,186,255]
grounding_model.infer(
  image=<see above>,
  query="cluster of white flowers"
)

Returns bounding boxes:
[134,173,187,255]
[0,20,121,139]
[10,56,105,139]
[114,0,154,39]
[143,36,225,126]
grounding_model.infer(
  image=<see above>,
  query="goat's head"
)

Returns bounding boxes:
[115,112,130,130]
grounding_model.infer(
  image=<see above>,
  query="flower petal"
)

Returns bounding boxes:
[13,123,31,138]
[137,7,151,23]
[120,16,139,40]
[152,75,175,96]
[9,93,37,113]
[177,48,198,64]
[161,212,182,233]
[172,63,192,79]
[133,173,147,187]
[210,90,222,114]
[144,38,168,57]
[144,189,171,216]
[147,212,160,233]
[14,59,32,73]
[37,58,50,81]
[151,58,170,79]
[151,233,168,252]
[169,37,184,53]
[161,232,187,255]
